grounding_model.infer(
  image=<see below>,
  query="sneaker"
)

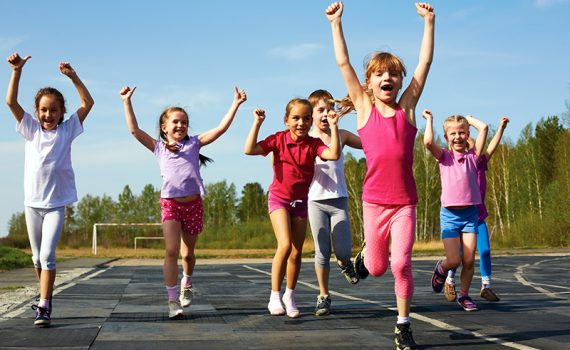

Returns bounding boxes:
[168,300,184,319]
[354,247,369,280]
[395,323,418,350]
[337,260,359,285]
[179,286,194,307]
[32,305,51,326]
[431,260,445,293]
[314,295,331,316]
[480,287,500,302]
[444,282,457,302]
[457,295,479,311]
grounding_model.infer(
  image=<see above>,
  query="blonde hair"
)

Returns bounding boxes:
[284,98,312,122]
[335,52,407,117]
[442,115,469,134]
[158,107,212,166]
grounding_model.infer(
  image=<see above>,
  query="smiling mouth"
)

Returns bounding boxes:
[381,85,393,91]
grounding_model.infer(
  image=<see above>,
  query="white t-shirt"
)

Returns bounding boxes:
[308,137,348,201]
[17,112,83,208]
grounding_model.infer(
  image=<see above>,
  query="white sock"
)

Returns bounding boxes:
[397,316,411,325]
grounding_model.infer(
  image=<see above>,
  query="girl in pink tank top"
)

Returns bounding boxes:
[326,2,435,348]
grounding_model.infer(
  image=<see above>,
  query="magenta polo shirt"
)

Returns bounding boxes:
[438,148,482,207]
[259,130,327,200]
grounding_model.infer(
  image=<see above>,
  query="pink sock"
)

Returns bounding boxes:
[181,274,192,288]
[38,298,50,309]
[166,285,179,301]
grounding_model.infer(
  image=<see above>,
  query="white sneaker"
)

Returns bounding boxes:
[179,286,193,308]
[168,300,183,319]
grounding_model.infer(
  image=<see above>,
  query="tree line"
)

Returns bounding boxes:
[3,116,569,250]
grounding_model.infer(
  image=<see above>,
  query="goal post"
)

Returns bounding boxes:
[92,223,162,255]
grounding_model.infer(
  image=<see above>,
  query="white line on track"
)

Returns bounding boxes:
[514,257,570,299]
[243,264,540,350]
[0,266,112,319]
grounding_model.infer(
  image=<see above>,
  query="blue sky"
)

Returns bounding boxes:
[1,0,569,237]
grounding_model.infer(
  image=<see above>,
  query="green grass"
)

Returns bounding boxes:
[0,246,32,271]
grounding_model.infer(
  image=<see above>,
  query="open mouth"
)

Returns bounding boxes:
[381,84,393,91]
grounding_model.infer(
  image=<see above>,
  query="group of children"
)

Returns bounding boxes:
[6,2,509,350]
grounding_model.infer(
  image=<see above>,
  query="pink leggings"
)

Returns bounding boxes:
[363,202,416,299]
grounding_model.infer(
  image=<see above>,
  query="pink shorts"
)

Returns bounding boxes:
[160,197,204,235]
[268,192,308,218]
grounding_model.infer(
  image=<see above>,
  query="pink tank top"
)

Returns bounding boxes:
[357,106,418,204]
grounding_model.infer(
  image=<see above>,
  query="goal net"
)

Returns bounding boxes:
[92,223,162,255]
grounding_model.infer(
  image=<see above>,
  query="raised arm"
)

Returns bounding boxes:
[422,109,442,159]
[319,111,341,160]
[466,115,488,158]
[340,129,362,149]
[326,2,372,126]
[5,53,31,123]
[59,62,94,123]
[199,86,246,146]
[244,108,267,155]
[400,3,435,125]
[119,86,156,152]
[485,116,509,161]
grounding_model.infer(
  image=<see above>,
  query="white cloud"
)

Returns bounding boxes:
[268,43,323,61]
[533,0,569,8]
[0,36,25,51]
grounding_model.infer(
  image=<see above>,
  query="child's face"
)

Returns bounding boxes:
[312,99,332,132]
[444,121,470,153]
[161,111,188,143]
[367,69,403,105]
[37,95,64,130]
[285,103,312,140]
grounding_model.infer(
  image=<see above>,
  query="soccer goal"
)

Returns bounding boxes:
[92,223,162,255]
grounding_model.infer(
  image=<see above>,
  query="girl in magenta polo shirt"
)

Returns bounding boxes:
[120,85,246,319]
[244,98,340,318]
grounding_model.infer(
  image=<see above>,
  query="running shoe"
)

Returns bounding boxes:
[395,323,418,350]
[168,300,184,319]
[337,259,359,284]
[354,246,369,280]
[32,304,51,326]
[179,286,194,307]
[444,282,457,302]
[431,260,445,293]
[457,295,479,311]
[480,287,500,302]
[314,295,331,316]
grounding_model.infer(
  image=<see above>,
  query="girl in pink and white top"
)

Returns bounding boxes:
[326,1,434,347]
[120,85,246,319]
[244,99,340,318]
[422,109,488,312]
[6,53,94,326]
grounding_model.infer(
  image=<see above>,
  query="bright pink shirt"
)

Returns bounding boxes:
[357,106,418,204]
[438,148,482,207]
[259,130,327,200]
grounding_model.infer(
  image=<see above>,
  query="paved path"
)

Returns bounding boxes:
[1,255,569,349]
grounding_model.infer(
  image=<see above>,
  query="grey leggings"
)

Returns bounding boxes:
[308,197,353,269]
[25,206,65,270]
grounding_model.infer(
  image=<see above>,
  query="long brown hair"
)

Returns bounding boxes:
[335,52,407,117]
[35,87,66,124]
[158,107,213,166]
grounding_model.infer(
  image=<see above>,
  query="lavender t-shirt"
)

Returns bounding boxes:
[438,148,482,207]
[154,135,206,198]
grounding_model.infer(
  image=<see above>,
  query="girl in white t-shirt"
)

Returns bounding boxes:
[5,53,94,327]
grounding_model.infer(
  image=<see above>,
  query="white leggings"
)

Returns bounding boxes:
[25,206,65,270]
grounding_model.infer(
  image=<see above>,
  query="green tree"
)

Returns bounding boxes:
[237,182,266,222]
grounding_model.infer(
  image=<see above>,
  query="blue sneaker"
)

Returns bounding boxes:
[32,305,51,326]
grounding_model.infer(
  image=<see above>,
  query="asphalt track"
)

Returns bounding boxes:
[1,254,569,349]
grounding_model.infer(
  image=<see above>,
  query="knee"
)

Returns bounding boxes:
[314,251,330,269]
[164,247,179,260]
[391,258,412,280]
[366,258,388,277]
[447,257,461,270]
[39,252,56,270]
[478,247,491,260]
[462,256,475,270]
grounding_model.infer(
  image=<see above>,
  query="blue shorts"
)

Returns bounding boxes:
[440,206,478,239]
